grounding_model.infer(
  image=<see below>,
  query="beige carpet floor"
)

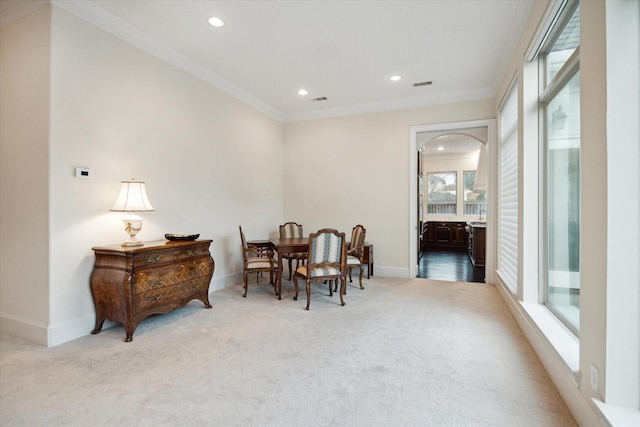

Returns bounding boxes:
[0,277,576,426]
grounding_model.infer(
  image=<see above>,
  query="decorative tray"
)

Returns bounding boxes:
[165,234,199,241]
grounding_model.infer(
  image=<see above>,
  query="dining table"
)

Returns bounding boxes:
[269,236,309,300]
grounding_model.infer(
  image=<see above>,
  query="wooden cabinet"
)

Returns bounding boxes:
[425,222,467,249]
[451,224,467,245]
[425,222,435,245]
[467,225,486,267]
[435,223,452,244]
[90,240,214,342]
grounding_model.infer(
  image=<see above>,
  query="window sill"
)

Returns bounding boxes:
[593,399,640,427]
[520,301,579,374]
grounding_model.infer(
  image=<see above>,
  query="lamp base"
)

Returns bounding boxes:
[121,240,144,247]
[121,215,145,247]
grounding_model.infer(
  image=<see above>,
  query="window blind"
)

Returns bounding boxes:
[498,82,519,293]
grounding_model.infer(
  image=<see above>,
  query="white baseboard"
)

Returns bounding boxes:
[2,269,406,348]
[0,312,49,346]
[373,265,410,278]
[209,271,241,292]
[48,314,97,347]
[1,273,243,348]
[495,279,604,427]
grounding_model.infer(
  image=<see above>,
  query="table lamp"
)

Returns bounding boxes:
[110,179,155,247]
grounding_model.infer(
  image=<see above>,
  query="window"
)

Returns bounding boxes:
[427,172,456,214]
[498,82,518,293]
[463,170,486,216]
[540,1,580,333]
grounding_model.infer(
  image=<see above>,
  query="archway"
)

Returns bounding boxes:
[408,119,497,282]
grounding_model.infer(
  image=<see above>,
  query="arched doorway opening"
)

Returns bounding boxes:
[409,119,496,282]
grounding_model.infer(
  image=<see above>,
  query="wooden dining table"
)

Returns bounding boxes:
[269,237,308,300]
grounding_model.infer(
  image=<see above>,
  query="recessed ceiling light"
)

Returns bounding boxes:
[208,16,225,28]
[437,146,444,151]
[298,89,308,96]
[389,75,402,82]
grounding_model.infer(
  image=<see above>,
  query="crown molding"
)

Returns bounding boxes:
[47,0,502,125]
[282,87,495,123]
[50,0,285,122]
[0,0,49,28]
[491,0,535,92]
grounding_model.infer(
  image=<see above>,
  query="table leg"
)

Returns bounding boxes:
[277,251,284,300]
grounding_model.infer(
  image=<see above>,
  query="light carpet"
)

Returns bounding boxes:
[0,277,576,426]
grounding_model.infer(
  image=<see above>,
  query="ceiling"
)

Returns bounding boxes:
[419,131,485,157]
[3,0,533,122]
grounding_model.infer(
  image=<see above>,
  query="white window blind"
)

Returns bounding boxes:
[498,82,519,293]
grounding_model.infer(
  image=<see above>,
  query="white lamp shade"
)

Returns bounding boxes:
[110,180,155,212]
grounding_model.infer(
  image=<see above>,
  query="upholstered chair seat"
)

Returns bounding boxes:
[293,228,347,310]
[239,226,278,298]
[296,265,343,277]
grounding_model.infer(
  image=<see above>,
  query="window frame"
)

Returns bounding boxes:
[538,0,581,335]
[426,171,458,215]
[462,169,486,217]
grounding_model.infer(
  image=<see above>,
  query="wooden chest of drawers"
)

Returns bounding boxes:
[90,240,214,342]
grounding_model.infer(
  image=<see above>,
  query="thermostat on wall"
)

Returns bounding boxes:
[75,167,92,179]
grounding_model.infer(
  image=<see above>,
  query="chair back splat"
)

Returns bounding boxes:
[279,222,306,280]
[293,228,346,310]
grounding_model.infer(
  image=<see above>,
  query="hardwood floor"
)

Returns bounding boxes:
[418,248,485,283]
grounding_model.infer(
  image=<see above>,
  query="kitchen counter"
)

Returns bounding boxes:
[467,221,487,228]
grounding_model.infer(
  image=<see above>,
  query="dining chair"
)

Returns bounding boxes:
[346,224,367,290]
[279,222,307,280]
[293,228,346,310]
[239,226,278,298]
[332,224,367,294]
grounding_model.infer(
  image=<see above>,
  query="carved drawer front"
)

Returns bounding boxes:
[132,249,169,268]
[132,244,210,268]
[170,244,210,263]
[132,278,207,311]
[132,261,213,294]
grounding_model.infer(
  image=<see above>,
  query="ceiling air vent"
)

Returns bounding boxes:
[413,81,433,87]
[311,97,328,102]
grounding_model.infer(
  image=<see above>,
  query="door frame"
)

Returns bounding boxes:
[408,119,497,282]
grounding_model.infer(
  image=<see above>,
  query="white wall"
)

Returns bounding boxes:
[604,0,640,413]
[283,100,495,277]
[4,7,635,424]
[1,5,284,346]
[0,6,51,344]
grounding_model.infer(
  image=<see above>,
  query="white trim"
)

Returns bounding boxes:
[0,0,49,28]
[0,312,49,346]
[284,88,494,123]
[48,0,501,125]
[524,0,567,61]
[593,399,640,427]
[495,278,602,427]
[0,272,240,347]
[48,314,96,347]
[51,0,285,122]
[491,0,534,91]
[374,266,409,279]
